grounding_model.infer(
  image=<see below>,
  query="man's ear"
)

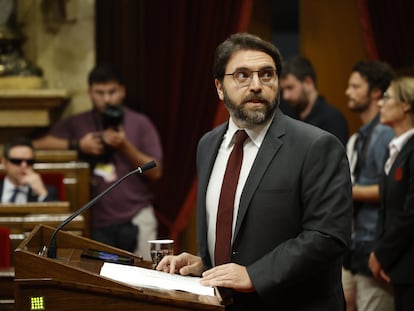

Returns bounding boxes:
[215,79,224,101]
[402,101,412,113]
[303,76,313,86]
[119,85,126,99]
[302,76,315,91]
[370,87,383,101]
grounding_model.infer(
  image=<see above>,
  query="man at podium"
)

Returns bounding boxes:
[0,137,59,203]
[157,33,352,310]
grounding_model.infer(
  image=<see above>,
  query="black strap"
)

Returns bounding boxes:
[353,115,380,180]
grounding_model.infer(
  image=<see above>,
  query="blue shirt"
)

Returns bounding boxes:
[352,115,394,243]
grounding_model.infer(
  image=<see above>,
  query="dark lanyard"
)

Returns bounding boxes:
[353,116,379,180]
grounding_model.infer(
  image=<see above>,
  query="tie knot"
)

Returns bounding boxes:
[234,130,248,146]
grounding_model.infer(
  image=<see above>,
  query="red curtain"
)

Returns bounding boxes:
[96,0,253,240]
[0,227,10,267]
[357,0,414,71]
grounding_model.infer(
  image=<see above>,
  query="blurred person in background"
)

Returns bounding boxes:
[343,60,396,311]
[1,137,58,203]
[34,64,163,260]
[280,55,349,146]
[370,76,414,311]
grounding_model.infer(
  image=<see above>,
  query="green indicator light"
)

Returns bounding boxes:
[30,296,45,310]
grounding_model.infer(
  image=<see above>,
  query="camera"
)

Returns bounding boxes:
[102,105,124,130]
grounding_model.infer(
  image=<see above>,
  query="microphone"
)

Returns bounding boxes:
[46,160,156,258]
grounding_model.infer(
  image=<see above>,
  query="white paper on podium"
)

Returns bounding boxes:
[100,262,215,297]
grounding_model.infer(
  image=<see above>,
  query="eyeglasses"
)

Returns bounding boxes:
[6,158,35,166]
[224,68,277,87]
[382,92,395,101]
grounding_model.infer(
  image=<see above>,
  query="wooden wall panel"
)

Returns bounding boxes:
[300,0,368,134]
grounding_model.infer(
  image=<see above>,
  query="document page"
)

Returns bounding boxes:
[100,262,215,297]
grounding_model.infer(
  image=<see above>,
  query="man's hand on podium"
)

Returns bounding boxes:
[156,252,205,276]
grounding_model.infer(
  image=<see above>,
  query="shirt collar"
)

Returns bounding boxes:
[226,116,273,148]
[389,128,414,152]
[4,177,29,194]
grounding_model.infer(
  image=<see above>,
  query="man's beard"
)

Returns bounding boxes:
[290,88,308,113]
[348,98,370,113]
[223,89,277,127]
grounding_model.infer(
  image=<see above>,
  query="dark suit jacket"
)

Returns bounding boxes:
[0,181,59,202]
[375,135,414,285]
[196,109,352,310]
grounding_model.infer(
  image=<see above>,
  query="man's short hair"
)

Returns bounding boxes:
[3,137,34,158]
[213,33,283,82]
[352,60,395,92]
[88,64,123,86]
[281,55,317,87]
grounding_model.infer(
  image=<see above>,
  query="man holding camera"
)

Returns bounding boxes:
[33,64,163,260]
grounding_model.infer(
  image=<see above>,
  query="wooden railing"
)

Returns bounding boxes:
[0,161,91,235]
[0,202,86,266]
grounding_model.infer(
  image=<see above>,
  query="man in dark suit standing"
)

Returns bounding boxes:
[1,138,58,203]
[157,33,352,310]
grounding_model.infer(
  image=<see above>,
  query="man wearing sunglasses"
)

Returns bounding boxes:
[1,138,59,203]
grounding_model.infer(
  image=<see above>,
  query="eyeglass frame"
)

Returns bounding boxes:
[224,68,277,87]
[382,92,392,100]
[6,157,36,166]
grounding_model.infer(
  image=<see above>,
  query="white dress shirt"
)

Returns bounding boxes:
[206,117,272,265]
[384,128,414,175]
[1,177,47,203]
[1,178,29,203]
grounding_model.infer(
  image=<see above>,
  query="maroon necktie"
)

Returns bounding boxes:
[215,130,248,266]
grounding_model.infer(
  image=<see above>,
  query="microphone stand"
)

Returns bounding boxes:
[47,161,156,258]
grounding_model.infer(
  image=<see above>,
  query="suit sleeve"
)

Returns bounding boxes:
[248,133,352,296]
[374,151,414,270]
[42,185,60,202]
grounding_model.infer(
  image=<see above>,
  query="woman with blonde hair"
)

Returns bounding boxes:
[369,76,414,311]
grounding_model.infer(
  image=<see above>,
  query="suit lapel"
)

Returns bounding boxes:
[198,123,228,195]
[388,135,414,183]
[0,182,4,199]
[27,188,37,202]
[234,112,286,239]
[197,123,228,242]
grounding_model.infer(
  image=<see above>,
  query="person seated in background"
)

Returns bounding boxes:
[0,137,59,203]
[280,55,349,146]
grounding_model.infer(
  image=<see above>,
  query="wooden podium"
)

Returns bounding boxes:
[0,202,85,266]
[14,225,224,311]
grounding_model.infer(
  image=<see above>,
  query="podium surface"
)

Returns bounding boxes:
[14,225,223,310]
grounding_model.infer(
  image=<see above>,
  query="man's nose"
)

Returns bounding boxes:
[249,73,262,90]
[103,93,112,102]
[345,87,350,97]
[377,99,383,108]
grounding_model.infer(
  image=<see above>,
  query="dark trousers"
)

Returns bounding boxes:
[92,221,138,253]
[394,284,414,311]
